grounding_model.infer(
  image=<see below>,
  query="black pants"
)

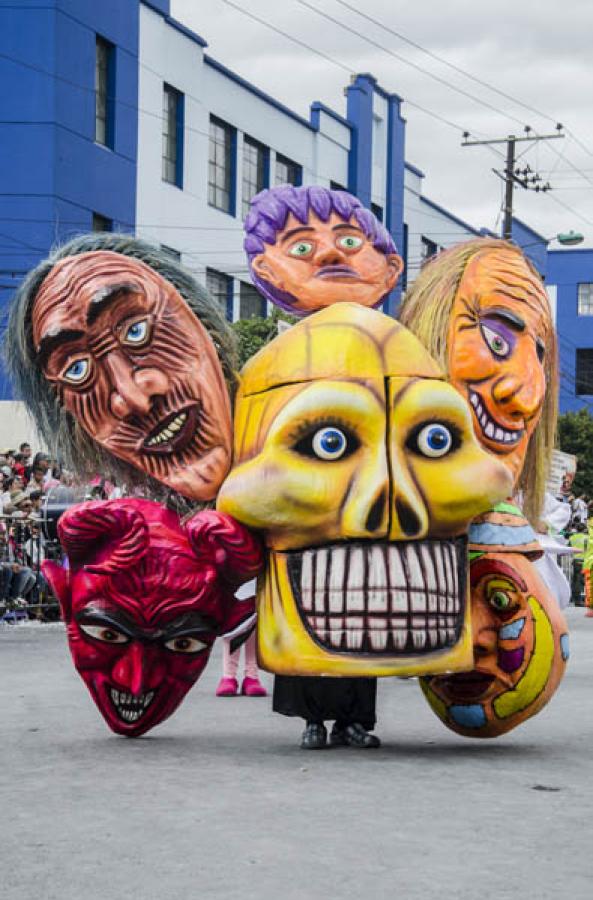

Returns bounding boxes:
[273,675,377,730]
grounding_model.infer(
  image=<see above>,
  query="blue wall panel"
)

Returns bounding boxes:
[0,0,139,399]
[548,249,593,413]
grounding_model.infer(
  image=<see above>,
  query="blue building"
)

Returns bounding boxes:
[1,0,591,441]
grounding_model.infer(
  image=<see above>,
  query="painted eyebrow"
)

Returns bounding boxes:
[87,282,142,326]
[480,307,526,332]
[280,226,315,244]
[332,223,364,233]
[76,607,138,638]
[76,607,216,641]
[37,328,86,367]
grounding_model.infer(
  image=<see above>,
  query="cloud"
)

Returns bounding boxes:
[172,0,593,244]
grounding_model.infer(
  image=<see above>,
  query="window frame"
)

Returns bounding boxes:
[206,268,233,321]
[275,153,302,187]
[162,83,184,188]
[208,115,237,216]
[92,212,113,232]
[239,280,266,320]
[95,35,115,149]
[242,135,269,219]
[577,283,593,316]
[575,348,593,395]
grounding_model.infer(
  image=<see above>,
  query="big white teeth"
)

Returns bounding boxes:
[469,390,523,446]
[146,412,188,447]
[294,541,464,655]
[110,688,155,722]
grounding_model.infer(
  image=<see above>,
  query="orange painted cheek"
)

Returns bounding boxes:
[449,332,497,383]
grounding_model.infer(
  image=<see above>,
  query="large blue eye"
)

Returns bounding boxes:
[312,427,348,461]
[416,423,453,458]
[123,319,149,345]
[63,358,90,384]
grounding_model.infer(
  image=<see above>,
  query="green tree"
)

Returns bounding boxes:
[232,308,296,367]
[557,407,593,497]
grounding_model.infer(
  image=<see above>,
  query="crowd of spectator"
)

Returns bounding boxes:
[0,442,127,620]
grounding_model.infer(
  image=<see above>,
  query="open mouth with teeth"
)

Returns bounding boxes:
[286,538,466,655]
[434,671,496,702]
[109,687,157,724]
[142,404,199,454]
[468,389,523,448]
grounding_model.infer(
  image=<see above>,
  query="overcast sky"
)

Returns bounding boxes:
[172,0,593,249]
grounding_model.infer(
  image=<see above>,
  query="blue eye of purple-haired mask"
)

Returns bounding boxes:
[243,185,398,316]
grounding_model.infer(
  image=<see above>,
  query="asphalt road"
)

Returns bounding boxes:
[1,606,592,900]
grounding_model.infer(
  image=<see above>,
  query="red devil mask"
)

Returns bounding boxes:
[43,500,263,737]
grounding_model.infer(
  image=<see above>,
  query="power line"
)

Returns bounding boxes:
[217,0,474,135]
[297,0,531,129]
[331,0,561,128]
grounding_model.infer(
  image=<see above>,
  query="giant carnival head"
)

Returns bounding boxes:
[244,185,404,316]
[6,235,237,503]
[420,505,569,738]
[42,500,263,737]
[217,303,513,677]
[399,239,557,521]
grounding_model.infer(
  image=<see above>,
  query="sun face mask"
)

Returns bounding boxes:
[42,500,263,737]
[32,252,232,501]
[217,303,513,677]
[420,505,569,737]
[447,249,552,487]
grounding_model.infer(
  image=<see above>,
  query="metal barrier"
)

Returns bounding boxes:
[0,513,62,621]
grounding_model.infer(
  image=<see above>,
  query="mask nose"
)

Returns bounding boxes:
[111,642,166,695]
[104,354,170,419]
[313,241,347,267]
[491,348,545,421]
[340,453,390,539]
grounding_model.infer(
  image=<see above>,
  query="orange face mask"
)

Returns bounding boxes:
[447,249,552,486]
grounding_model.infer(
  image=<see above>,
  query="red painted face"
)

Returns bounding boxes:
[43,501,263,737]
[32,252,232,501]
[63,567,219,736]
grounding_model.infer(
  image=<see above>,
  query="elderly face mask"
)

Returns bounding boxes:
[218,303,513,677]
[32,252,232,501]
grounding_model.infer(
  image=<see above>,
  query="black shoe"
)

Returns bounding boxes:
[330,722,381,749]
[300,723,328,749]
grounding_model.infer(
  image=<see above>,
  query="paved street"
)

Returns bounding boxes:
[1,606,592,900]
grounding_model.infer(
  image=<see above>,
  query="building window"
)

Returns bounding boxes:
[162,84,184,187]
[371,203,383,223]
[242,136,268,219]
[95,36,114,148]
[577,283,593,316]
[420,236,438,262]
[92,212,113,232]
[160,244,181,261]
[206,268,232,320]
[240,281,265,319]
[275,154,302,187]
[576,349,593,395]
[209,116,236,214]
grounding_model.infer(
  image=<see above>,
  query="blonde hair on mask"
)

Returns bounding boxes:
[399,237,557,523]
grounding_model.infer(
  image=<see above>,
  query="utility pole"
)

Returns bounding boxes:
[462,125,565,240]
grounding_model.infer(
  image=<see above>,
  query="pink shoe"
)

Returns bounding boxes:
[241,676,267,697]
[216,677,239,697]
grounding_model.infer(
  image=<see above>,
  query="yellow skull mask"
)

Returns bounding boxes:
[217,304,513,676]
